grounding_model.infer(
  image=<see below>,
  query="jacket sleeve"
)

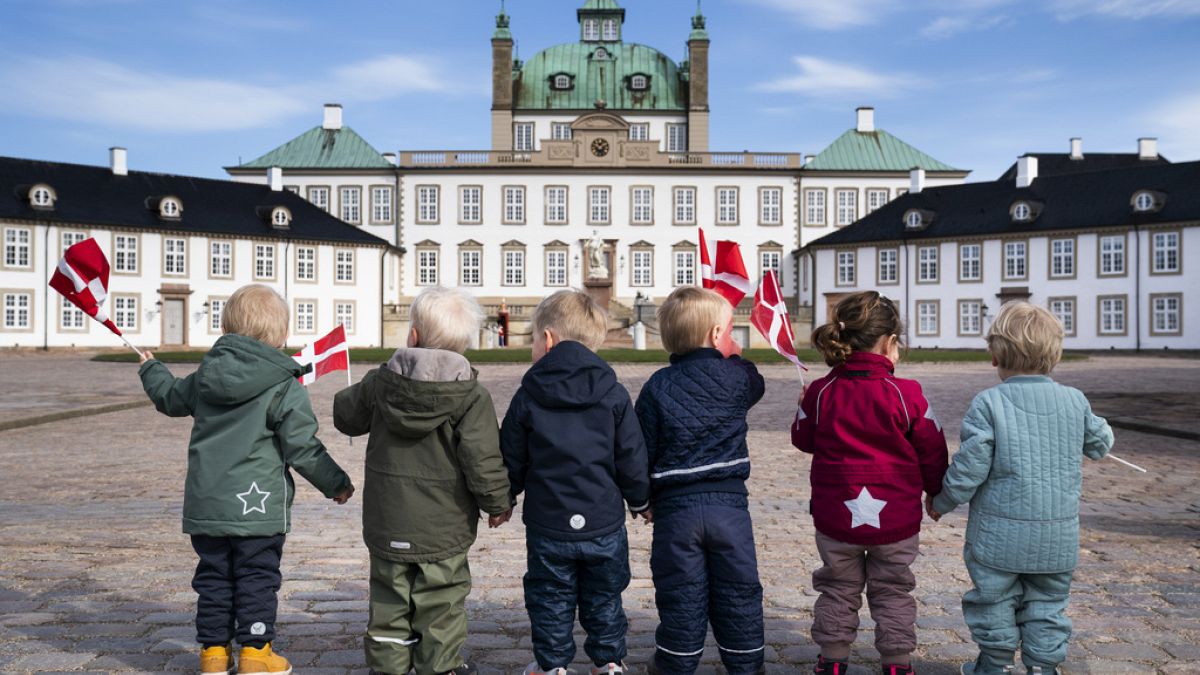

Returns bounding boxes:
[729,355,766,408]
[908,383,950,496]
[634,383,659,471]
[139,360,196,417]
[272,380,353,498]
[790,379,819,453]
[1081,398,1114,461]
[499,392,530,499]
[333,369,375,437]
[453,386,512,516]
[931,394,994,515]
[614,390,651,513]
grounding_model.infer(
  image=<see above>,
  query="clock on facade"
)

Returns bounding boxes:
[590,138,610,157]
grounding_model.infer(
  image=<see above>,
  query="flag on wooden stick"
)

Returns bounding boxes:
[751,270,807,378]
[49,237,142,356]
[698,227,753,306]
[292,325,349,386]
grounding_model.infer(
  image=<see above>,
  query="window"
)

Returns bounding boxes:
[114,295,138,332]
[271,208,290,228]
[545,248,568,287]
[673,187,696,225]
[916,301,938,336]
[918,246,939,283]
[3,292,31,330]
[878,248,898,284]
[114,235,138,273]
[417,186,440,224]
[1049,298,1076,336]
[629,74,648,91]
[545,186,568,224]
[602,18,619,40]
[666,124,688,153]
[759,187,782,225]
[157,237,185,277]
[254,244,275,280]
[3,228,31,269]
[717,187,739,225]
[372,186,393,223]
[593,47,609,60]
[551,122,572,139]
[1098,296,1126,335]
[160,198,181,219]
[631,187,654,225]
[589,187,610,224]
[760,249,782,280]
[1011,202,1032,222]
[553,75,572,91]
[631,249,653,287]
[307,186,330,212]
[959,243,981,282]
[503,248,525,286]
[1151,294,1182,335]
[503,186,526,224]
[459,186,482,224]
[1004,241,1027,280]
[296,246,316,282]
[31,186,53,208]
[629,123,649,141]
[583,18,600,40]
[340,186,361,224]
[417,249,438,286]
[905,211,923,229]
[674,249,696,287]
[836,251,856,286]
[459,248,482,286]
[59,234,89,327]
[210,241,232,278]
[866,189,889,214]
[805,190,826,226]
[958,300,983,336]
[335,302,354,334]
[1152,231,1180,274]
[836,189,858,226]
[61,231,87,253]
[514,122,534,152]
[295,301,315,334]
[1134,191,1155,212]
[1099,235,1126,276]
[208,298,225,333]
[335,249,354,283]
[1050,238,1075,278]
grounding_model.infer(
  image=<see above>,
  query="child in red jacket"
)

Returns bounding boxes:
[792,291,948,675]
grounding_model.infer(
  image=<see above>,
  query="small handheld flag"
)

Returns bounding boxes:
[751,270,807,379]
[292,325,349,386]
[48,237,142,357]
[698,227,753,306]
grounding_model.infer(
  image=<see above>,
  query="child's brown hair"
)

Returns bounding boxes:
[811,291,903,367]
[222,284,289,348]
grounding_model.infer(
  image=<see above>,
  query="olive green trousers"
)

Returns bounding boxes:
[365,553,471,675]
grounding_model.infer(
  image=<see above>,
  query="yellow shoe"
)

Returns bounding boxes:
[237,643,292,675]
[199,644,235,674]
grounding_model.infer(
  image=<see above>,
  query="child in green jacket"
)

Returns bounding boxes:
[139,284,355,675]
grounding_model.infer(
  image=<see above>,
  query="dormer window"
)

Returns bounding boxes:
[628,74,649,91]
[583,18,600,41]
[593,47,609,61]
[1011,202,1032,222]
[270,206,292,229]
[1132,190,1162,213]
[551,73,574,91]
[602,18,619,41]
[159,197,182,220]
[29,184,55,210]
[904,210,923,229]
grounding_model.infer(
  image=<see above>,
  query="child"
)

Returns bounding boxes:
[500,290,651,675]
[927,302,1114,675]
[634,286,766,675]
[139,283,355,675]
[333,286,512,675]
[792,291,948,675]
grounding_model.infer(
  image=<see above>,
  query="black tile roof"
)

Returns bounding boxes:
[997,153,1169,181]
[809,159,1200,249]
[0,156,392,247]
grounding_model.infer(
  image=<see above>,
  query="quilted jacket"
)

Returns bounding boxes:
[932,375,1114,573]
[792,352,948,546]
[635,349,766,501]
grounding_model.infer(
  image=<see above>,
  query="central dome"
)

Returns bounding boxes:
[515,42,687,112]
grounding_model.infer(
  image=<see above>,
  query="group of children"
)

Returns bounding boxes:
[140,282,1113,675]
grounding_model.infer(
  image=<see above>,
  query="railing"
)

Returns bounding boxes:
[398,149,801,169]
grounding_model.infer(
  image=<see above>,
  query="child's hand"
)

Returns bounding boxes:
[332,486,355,504]
[924,494,941,521]
[797,383,809,404]
[488,508,513,528]
[139,350,155,365]
[639,509,653,523]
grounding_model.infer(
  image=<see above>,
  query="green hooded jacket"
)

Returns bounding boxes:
[139,333,353,537]
[334,348,511,563]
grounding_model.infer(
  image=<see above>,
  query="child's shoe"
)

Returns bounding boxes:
[237,644,292,675]
[441,663,478,675]
[200,644,235,674]
[524,663,572,675]
[814,655,849,674]
[590,663,627,675]
[959,665,1016,675]
[883,664,915,675]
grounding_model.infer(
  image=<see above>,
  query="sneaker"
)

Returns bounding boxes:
[441,663,478,675]
[1027,668,1058,675]
[960,665,1016,675]
[814,656,849,674]
[237,643,292,675]
[200,644,235,674]
[591,663,627,675]
[524,662,572,675]
[883,665,915,675]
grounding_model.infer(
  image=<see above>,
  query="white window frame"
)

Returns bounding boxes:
[866,188,889,214]
[307,186,330,212]
[545,248,568,287]
[503,248,525,287]
[631,187,654,225]
[371,186,393,224]
[918,246,939,283]
[629,123,649,141]
[958,300,983,337]
[2,292,32,331]
[916,301,939,337]
[1152,231,1180,274]
[459,248,482,287]
[163,238,186,277]
[673,187,696,225]
[417,186,440,224]
[1049,297,1076,337]
[514,122,534,152]
[1151,294,1182,335]
[1098,296,1127,335]
[545,186,568,225]
[877,248,898,284]
[113,295,139,333]
[254,243,276,280]
[417,248,439,286]
[759,187,782,225]
[2,228,31,269]
[335,249,354,283]
[459,186,482,224]
[207,298,226,334]
[836,189,858,226]
[60,230,90,326]
[1004,240,1027,280]
[1099,234,1126,276]
[601,18,619,41]
[666,124,688,153]
[113,234,138,273]
[674,249,696,287]
[335,301,355,334]
[805,189,826,226]
[959,243,982,282]
[589,187,611,225]
[583,18,600,41]
[836,251,856,287]
[339,186,361,224]
[631,248,653,287]
[295,245,317,282]
[760,249,782,280]
[504,186,526,224]
[1050,238,1075,278]
[209,241,233,278]
[717,187,739,225]
[295,300,316,335]
[551,122,572,140]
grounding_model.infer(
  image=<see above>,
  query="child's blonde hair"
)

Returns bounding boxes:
[657,287,730,355]
[222,284,289,348]
[811,291,903,367]
[410,286,484,354]
[986,301,1063,374]
[531,290,608,351]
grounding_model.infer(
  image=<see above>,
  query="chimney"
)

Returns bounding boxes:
[803,154,816,166]
[268,166,283,191]
[1016,155,1038,189]
[382,152,397,166]
[910,167,926,194]
[1138,137,1158,160]
[1070,137,1083,160]
[322,103,343,131]
[109,147,128,176]
[856,107,875,133]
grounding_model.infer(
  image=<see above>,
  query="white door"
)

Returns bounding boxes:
[163,299,184,345]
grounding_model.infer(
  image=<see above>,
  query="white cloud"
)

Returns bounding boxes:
[1148,92,1200,160]
[1051,0,1200,20]
[754,56,924,97]
[920,14,1008,39]
[741,0,898,29]
[324,55,449,102]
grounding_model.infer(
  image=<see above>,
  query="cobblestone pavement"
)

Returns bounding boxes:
[0,355,1197,674]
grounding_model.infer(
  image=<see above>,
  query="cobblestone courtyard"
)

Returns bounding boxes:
[0,354,1197,674]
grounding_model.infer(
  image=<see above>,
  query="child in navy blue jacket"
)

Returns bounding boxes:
[635,287,767,675]
[501,290,651,675]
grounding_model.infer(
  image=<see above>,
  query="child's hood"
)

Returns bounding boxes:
[375,347,477,437]
[195,334,304,405]
[522,340,617,409]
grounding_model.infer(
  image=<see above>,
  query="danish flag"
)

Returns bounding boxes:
[751,270,807,374]
[292,325,349,386]
[698,227,753,306]
[48,237,122,336]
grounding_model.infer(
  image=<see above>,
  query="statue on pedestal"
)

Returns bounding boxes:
[586,230,608,280]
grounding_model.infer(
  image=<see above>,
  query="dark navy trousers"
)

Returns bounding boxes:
[651,493,764,675]
[190,534,285,648]
[524,527,630,670]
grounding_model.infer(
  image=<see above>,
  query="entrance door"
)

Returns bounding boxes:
[163,299,185,345]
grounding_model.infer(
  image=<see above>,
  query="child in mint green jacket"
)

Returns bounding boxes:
[928,302,1113,675]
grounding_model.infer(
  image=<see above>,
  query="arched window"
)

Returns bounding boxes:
[553,74,572,90]
[593,47,609,61]
[1011,202,1031,222]
[1133,191,1155,212]
[629,74,648,91]
[160,197,182,219]
[583,19,600,41]
[30,186,53,207]
[602,19,619,41]
[271,207,291,228]
[905,210,922,229]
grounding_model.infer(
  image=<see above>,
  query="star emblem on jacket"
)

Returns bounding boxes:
[237,482,271,516]
[844,486,887,529]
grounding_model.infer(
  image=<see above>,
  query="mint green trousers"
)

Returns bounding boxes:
[365,553,471,675]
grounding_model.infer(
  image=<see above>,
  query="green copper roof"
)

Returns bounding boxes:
[804,128,962,172]
[241,126,392,169]
[580,0,622,11]
[516,42,685,111]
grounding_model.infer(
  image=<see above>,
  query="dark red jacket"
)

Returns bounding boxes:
[791,352,948,546]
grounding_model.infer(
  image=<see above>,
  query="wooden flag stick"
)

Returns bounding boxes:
[1107,453,1147,473]
[117,334,145,360]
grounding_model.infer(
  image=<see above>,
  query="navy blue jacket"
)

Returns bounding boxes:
[501,341,651,541]
[635,349,766,501]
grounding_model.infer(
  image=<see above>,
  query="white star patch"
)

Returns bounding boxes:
[237,482,271,516]
[924,406,942,432]
[844,487,887,529]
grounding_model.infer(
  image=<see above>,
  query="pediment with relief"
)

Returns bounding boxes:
[571,112,630,131]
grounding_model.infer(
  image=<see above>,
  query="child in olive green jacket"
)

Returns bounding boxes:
[140,284,354,675]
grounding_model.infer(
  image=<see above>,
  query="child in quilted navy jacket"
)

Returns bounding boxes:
[635,287,766,675]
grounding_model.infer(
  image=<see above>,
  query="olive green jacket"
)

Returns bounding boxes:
[140,334,353,537]
[334,348,511,563]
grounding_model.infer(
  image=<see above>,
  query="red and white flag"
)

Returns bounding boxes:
[48,237,122,336]
[292,325,349,386]
[751,270,807,376]
[698,227,753,306]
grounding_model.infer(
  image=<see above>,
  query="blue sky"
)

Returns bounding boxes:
[2,0,1198,182]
